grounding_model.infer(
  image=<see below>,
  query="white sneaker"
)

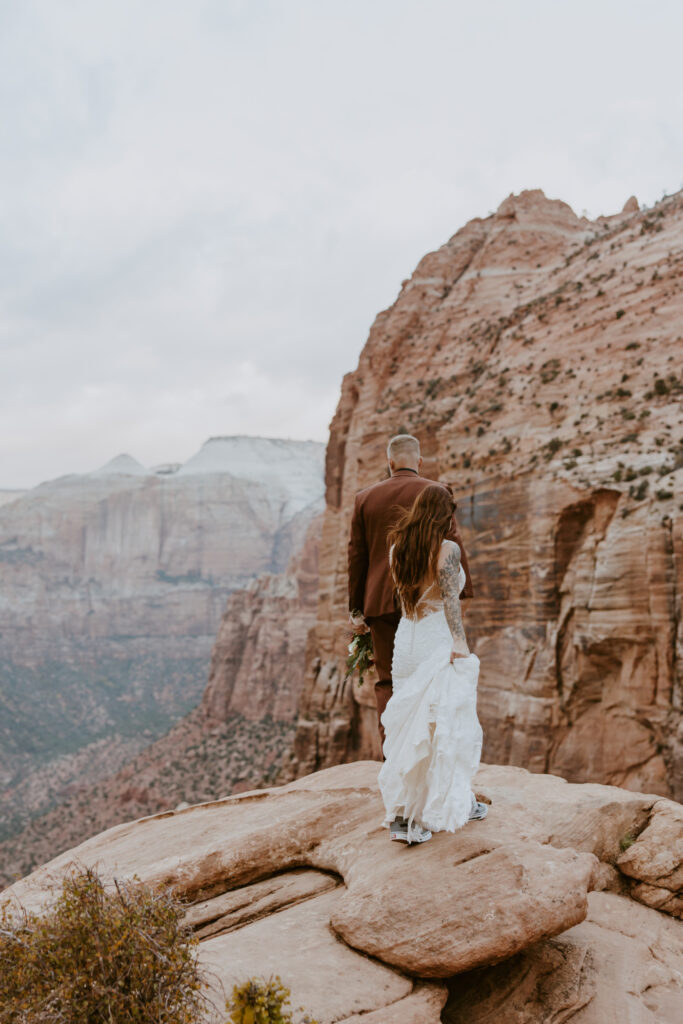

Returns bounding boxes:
[390,816,409,842]
[407,823,432,844]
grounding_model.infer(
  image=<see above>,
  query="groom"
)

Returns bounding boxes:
[347,434,473,748]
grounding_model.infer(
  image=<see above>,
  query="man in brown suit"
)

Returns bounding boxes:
[348,434,473,747]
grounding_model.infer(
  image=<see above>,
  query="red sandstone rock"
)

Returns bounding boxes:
[3,762,681,1023]
[284,188,683,800]
[201,513,321,723]
[617,797,683,917]
[445,891,683,1023]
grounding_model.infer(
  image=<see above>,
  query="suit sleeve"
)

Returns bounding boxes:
[348,494,369,614]
[446,506,474,599]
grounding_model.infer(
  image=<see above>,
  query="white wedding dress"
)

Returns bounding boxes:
[378,543,483,833]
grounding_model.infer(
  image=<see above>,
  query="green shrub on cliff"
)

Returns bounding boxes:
[227,976,318,1024]
[0,866,206,1023]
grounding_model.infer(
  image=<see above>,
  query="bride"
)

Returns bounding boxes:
[379,484,487,844]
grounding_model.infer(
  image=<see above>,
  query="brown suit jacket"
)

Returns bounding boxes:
[348,469,473,618]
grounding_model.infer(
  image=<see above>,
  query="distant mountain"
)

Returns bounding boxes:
[0,490,25,507]
[0,436,324,851]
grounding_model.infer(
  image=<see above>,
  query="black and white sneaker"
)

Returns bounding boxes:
[469,797,488,821]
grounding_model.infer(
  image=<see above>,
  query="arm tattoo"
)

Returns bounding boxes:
[437,544,469,654]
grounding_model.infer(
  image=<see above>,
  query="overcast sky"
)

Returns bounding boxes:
[2,0,682,488]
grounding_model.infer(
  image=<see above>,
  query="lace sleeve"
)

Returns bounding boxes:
[437,541,469,656]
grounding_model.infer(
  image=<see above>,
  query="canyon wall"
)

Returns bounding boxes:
[0,436,324,844]
[0,514,322,887]
[201,512,321,725]
[286,189,683,800]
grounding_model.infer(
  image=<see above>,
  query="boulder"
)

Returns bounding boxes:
[444,891,683,1023]
[617,797,683,917]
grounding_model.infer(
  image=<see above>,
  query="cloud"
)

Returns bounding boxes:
[1,0,683,487]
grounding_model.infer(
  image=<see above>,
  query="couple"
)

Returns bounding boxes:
[348,434,486,845]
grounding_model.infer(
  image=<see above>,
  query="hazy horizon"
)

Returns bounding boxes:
[3,0,683,489]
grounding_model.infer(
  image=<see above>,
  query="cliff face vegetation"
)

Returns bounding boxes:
[287,189,683,800]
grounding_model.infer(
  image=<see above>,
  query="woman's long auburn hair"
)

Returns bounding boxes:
[388,484,455,616]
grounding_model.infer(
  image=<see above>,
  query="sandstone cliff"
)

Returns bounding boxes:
[0,515,321,887]
[287,189,683,800]
[3,761,682,1022]
[201,511,321,724]
[0,436,324,846]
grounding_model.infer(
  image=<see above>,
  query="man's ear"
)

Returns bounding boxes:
[389,459,396,473]
[418,456,423,471]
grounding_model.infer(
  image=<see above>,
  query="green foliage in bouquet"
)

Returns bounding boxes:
[0,865,206,1024]
[226,975,318,1024]
[345,630,374,687]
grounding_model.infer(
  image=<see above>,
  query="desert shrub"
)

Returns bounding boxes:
[0,866,206,1024]
[629,480,649,501]
[539,358,560,384]
[544,437,564,460]
[226,976,318,1024]
[615,309,626,319]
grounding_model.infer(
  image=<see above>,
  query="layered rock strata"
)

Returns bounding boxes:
[0,516,321,887]
[3,762,682,1022]
[287,189,683,799]
[0,436,323,845]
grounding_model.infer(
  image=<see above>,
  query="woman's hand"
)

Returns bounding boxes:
[450,646,470,662]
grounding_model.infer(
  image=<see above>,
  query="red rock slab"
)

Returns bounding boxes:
[185,867,338,938]
[199,888,414,1023]
[328,836,595,977]
[339,981,448,1023]
[443,891,683,1023]
[617,797,683,917]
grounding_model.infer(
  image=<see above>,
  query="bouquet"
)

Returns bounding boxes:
[345,628,374,688]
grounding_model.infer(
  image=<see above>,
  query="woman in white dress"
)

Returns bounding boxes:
[379,484,486,844]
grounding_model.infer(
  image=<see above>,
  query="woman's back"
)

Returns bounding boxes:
[393,539,465,622]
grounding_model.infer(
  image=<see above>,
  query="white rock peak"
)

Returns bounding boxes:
[83,436,325,515]
[91,453,150,477]
[177,435,325,510]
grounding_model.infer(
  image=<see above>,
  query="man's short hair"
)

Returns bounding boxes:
[387,434,420,464]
